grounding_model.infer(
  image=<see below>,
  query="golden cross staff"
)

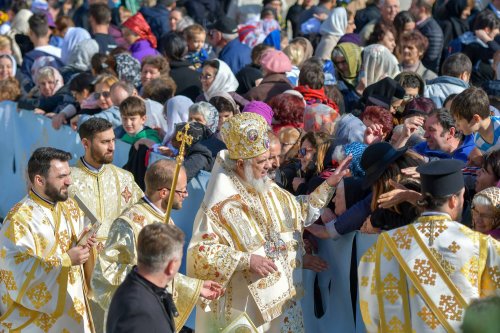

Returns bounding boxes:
[165,123,193,224]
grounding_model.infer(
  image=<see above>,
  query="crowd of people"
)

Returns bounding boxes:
[1,0,500,332]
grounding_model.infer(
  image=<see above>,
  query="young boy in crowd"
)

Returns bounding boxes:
[119,96,161,144]
[451,87,500,155]
[184,24,209,69]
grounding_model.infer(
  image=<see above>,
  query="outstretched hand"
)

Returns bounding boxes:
[305,224,331,239]
[303,253,328,272]
[200,280,224,300]
[326,155,352,187]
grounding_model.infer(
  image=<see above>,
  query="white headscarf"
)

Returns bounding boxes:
[320,7,347,36]
[204,59,239,101]
[10,9,32,35]
[362,44,401,87]
[65,39,99,72]
[0,55,17,77]
[163,96,194,144]
[61,27,92,64]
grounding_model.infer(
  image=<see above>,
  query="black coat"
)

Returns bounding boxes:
[169,60,203,102]
[107,268,176,333]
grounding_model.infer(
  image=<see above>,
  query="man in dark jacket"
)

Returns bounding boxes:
[107,223,184,333]
[410,0,444,73]
[140,0,176,40]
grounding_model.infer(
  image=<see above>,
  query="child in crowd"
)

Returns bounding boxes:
[184,24,209,69]
[451,87,500,154]
[119,96,161,144]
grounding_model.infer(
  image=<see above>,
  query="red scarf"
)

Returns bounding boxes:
[295,85,340,113]
[122,12,157,49]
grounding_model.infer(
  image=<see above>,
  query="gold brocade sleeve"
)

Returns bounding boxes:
[187,210,248,289]
[480,236,500,296]
[172,273,203,331]
[91,218,137,310]
[296,181,336,227]
[0,213,71,317]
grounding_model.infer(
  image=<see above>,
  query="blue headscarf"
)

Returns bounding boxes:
[263,30,281,50]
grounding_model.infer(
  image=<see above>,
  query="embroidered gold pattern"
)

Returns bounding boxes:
[68,298,85,323]
[416,221,447,240]
[0,269,18,290]
[429,248,456,276]
[40,256,61,273]
[392,228,412,250]
[438,295,463,321]
[361,246,376,262]
[418,306,440,329]
[34,313,57,332]
[382,273,399,304]
[413,259,437,286]
[360,300,372,326]
[387,316,404,333]
[448,241,461,253]
[360,276,369,287]
[26,282,52,309]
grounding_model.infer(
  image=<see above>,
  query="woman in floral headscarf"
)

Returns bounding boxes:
[121,12,159,62]
[188,102,219,134]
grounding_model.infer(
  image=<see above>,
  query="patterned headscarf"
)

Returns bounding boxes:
[474,187,500,218]
[344,142,368,177]
[115,53,141,88]
[122,12,157,49]
[189,102,219,133]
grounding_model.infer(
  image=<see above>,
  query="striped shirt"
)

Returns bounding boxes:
[474,116,500,153]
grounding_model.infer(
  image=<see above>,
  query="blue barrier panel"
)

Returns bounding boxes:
[0,103,130,217]
[302,232,378,333]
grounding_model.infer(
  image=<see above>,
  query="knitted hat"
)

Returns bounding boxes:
[242,101,274,125]
[260,50,292,74]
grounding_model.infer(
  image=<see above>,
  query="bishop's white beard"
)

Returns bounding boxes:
[244,162,272,194]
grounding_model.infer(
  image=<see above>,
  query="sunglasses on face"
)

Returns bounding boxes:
[298,148,315,157]
[94,91,111,99]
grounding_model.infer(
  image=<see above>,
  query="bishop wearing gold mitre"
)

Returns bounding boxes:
[359,159,500,333]
[187,113,351,332]
[0,148,96,332]
[92,159,224,332]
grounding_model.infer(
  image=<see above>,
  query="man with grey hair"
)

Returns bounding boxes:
[207,16,251,74]
[360,0,401,44]
[106,223,184,333]
[188,113,351,332]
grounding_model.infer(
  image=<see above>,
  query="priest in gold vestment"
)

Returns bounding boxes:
[187,113,351,332]
[0,148,96,332]
[69,118,143,253]
[359,159,500,333]
[92,159,224,331]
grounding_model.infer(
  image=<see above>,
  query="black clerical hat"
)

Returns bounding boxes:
[361,142,407,189]
[417,159,465,197]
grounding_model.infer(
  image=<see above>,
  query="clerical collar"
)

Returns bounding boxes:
[421,211,452,219]
[30,189,56,208]
[142,196,165,215]
[81,157,103,173]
